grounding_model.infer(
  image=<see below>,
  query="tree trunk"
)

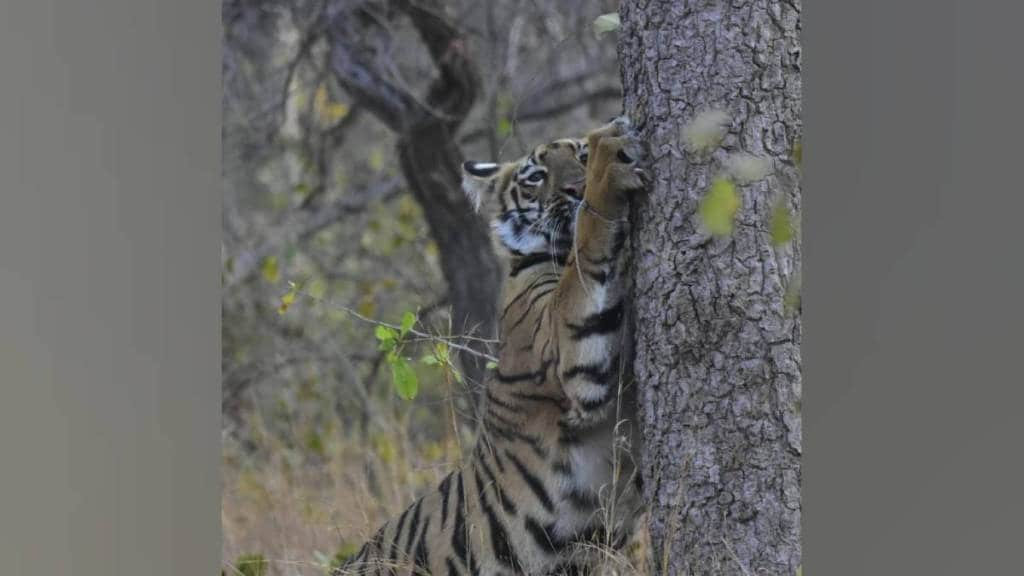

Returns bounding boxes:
[326,0,501,400]
[618,1,802,574]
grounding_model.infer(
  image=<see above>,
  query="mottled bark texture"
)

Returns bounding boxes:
[618,1,802,574]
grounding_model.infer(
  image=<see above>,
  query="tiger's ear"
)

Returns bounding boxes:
[461,161,501,212]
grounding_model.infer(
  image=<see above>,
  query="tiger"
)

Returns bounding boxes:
[336,117,648,575]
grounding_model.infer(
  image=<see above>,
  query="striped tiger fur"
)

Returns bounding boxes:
[336,117,647,575]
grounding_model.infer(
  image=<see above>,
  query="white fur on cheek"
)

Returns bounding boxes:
[492,218,548,254]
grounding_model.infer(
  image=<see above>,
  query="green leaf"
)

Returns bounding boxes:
[450,367,464,384]
[374,325,398,351]
[699,177,741,236]
[434,342,450,364]
[593,13,621,38]
[420,354,440,366]
[260,256,280,284]
[233,554,268,576]
[391,357,419,400]
[277,287,297,315]
[374,325,396,342]
[331,543,361,569]
[400,311,416,337]
[304,429,324,456]
[770,200,795,246]
[485,361,498,370]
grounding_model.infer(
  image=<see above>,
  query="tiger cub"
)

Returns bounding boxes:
[337,118,647,575]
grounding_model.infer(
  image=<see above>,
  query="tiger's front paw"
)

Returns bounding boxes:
[596,132,647,198]
[586,116,632,150]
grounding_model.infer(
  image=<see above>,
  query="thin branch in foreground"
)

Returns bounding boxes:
[290,286,500,363]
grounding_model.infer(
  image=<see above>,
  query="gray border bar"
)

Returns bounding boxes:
[0,1,221,574]
[805,0,1024,573]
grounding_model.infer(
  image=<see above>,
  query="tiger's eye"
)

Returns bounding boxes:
[616,149,634,164]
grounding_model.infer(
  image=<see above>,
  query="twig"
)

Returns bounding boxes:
[293,288,500,363]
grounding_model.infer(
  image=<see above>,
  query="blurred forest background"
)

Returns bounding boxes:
[221,1,625,573]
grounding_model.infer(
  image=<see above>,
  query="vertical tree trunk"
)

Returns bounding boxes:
[618,1,802,574]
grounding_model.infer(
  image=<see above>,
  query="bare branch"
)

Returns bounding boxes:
[459,85,622,146]
[292,288,500,363]
[224,176,403,288]
[324,3,419,131]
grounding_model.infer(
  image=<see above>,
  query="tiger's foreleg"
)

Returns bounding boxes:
[552,118,646,428]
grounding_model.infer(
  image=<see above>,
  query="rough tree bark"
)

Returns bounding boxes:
[619,1,802,574]
[326,0,501,396]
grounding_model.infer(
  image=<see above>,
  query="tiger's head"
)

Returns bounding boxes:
[462,138,588,257]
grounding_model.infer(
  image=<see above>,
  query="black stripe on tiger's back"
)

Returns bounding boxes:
[452,472,470,570]
[476,467,522,572]
[523,515,568,554]
[438,471,454,530]
[482,418,548,460]
[389,503,412,564]
[509,252,566,277]
[487,405,523,432]
[413,516,431,575]
[477,450,517,515]
[527,311,547,343]
[506,285,556,332]
[486,388,524,414]
[567,301,624,341]
[490,443,507,474]
[509,391,566,411]
[477,434,506,474]
[500,275,559,322]
[339,525,384,574]
[404,498,423,559]
[505,450,555,513]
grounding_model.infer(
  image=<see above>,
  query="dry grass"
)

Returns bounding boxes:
[222,400,463,575]
[222,429,652,575]
[222,379,652,576]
